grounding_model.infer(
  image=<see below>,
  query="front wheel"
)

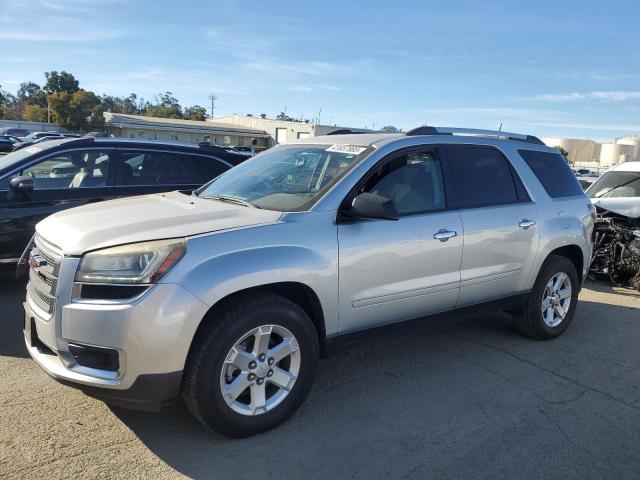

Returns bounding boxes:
[514,255,580,340]
[182,292,318,437]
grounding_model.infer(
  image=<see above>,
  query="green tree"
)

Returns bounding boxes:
[0,89,19,120]
[144,91,183,118]
[17,82,47,108]
[44,71,79,94]
[381,125,401,133]
[22,104,47,122]
[555,146,570,161]
[276,111,296,122]
[49,90,101,131]
[183,105,207,121]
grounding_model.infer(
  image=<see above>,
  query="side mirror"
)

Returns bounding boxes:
[350,192,398,220]
[10,175,34,193]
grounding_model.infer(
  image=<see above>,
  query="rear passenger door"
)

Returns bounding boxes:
[443,145,539,306]
[114,150,229,197]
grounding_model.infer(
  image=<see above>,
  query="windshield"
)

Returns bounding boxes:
[587,171,640,198]
[197,144,369,211]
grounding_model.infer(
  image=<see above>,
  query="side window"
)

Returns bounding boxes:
[519,150,583,198]
[120,151,227,186]
[445,145,518,208]
[360,151,446,215]
[3,150,111,190]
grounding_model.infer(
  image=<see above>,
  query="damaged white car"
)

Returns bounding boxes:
[587,162,640,290]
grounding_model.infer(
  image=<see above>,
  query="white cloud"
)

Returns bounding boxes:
[0,29,125,42]
[533,91,640,102]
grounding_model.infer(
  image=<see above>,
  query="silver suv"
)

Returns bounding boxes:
[23,127,594,437]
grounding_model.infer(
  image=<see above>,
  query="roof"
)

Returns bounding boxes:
[103,112,269,137]
[292,126,549,149]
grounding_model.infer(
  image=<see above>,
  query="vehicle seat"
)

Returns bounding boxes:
[372,165,435,213]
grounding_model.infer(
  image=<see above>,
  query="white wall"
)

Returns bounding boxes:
[0,119,60,133]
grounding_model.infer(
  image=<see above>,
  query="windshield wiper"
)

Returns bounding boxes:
[202,195,260,208]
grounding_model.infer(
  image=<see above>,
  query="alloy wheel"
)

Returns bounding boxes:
[541,272,572,328]
[219,324,301,416]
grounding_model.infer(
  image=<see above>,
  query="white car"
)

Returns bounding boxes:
[587,161,640,218]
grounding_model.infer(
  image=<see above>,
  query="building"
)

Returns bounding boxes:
[211,114,371,147]
[0,119,60,134]
[542,135,640,172]
[103,113,270,150]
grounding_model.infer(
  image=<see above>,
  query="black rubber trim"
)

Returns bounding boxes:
[325,292,529,355]
[54,371,183,412]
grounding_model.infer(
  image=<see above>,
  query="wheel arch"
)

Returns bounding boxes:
[186,282,328,369]
[545,244,585,285]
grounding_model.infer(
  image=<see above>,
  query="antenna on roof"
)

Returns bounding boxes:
[498,123,503,132]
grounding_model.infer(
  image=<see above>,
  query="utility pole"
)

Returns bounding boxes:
[208,94,218,119]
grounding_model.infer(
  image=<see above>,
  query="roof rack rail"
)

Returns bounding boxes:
[405,126,545,145]
[326,129,353,135]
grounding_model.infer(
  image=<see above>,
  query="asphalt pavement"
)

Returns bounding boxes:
[1,278,640,479]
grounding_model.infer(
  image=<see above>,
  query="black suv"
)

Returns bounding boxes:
[0,137,248,269]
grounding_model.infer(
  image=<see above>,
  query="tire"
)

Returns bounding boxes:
[182,292,319,438]
[514,255,580,340]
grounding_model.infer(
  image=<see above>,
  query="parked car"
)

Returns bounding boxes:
[12,132,66,151]
[0,127,30,137]
[0,135,23,153]
[23,127,593,437]
[23,131,64,140]
[586,162,640,289]
[230,146,255,157]
[574,168,593,176]
[577,174,599,190]
[0,137,248,269]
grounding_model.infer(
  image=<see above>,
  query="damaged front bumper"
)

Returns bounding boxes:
[589,205,640,290]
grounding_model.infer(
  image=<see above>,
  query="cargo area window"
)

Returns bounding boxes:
[519,149,583,198]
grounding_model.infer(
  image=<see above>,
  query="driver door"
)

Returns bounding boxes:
[0,148,115,261]
[337,147,463,333]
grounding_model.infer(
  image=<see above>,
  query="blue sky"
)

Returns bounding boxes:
[1,0,639,140]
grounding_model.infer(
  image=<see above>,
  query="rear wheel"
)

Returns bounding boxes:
[182,292,318,437]
[514,255,579,339]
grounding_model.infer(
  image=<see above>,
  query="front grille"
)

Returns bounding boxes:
[27,236,62,315]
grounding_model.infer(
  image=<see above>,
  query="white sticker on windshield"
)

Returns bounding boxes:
[326,144,367,155]
[25,147,42,154]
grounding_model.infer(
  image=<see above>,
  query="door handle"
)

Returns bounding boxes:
[518,219,536,230]
[433,229,457,242]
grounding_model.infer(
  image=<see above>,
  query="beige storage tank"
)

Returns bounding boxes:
[541,138,600,163]
[616,136,640,162]
[599,143,635,167]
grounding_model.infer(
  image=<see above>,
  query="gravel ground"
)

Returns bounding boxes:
[1,279,640,479]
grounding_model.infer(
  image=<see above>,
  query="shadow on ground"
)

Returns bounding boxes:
[112,296,640,480]
[0,277,28,358]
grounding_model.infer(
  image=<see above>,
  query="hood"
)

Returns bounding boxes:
[591,197,640,219]
[36,190,283,255]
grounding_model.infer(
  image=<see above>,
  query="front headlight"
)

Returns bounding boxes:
[75,238,186,284]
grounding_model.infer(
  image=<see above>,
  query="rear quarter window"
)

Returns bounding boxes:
[519,150,583,198]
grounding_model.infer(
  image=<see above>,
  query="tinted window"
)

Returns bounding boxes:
[0,149,111,189]
[359,151,446,214]
[120,151,226,186]
[519,150,583,198]
[445,145,518,208]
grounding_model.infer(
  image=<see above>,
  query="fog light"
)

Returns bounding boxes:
[68,343,119,372]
